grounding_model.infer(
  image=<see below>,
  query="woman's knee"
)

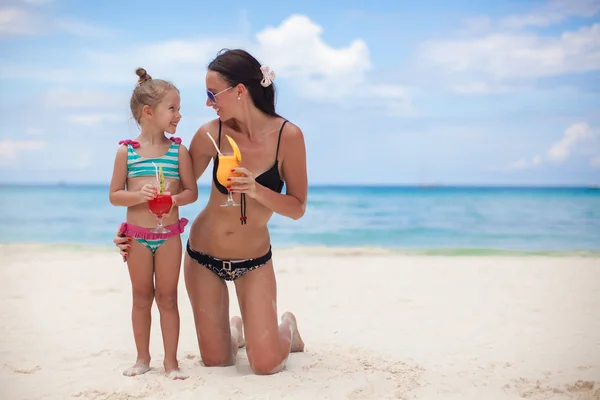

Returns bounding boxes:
[200,337,234,367]
[247,344,285,375]
[201,354,234,367]
[248,354,285,375]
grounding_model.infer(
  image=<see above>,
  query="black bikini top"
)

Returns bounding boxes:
[212,119,287,224]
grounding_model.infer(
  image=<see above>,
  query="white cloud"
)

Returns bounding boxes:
[1,14,413,115]
[547,122,594,162]
[80,39,221,86]
[66,114,125,127]
[508,122,600,169]
[451,82,488,94]
[0,63,75,83]
[25,127,43,136]
[421,24,600,81]
[0,7,39,35]
[80,14,412,110]
[41,88,128,109]
[0,139,45,165]
[54,18,116,38]
[0,4,113,38]
[499,0,600,29]
[508,155,542,170]
[255,15,370,96]
[22,0,53,4]
[418,0,600,93]
[506,122,599,170]
[510,158,529,170]
[253,15,411,113]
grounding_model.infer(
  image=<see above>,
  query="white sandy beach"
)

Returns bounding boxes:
[0,244,599,400]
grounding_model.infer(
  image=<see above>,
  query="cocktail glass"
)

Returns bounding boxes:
[216,152,241,207]
[148,193,173,233]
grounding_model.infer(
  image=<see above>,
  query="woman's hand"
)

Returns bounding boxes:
[228,168,259,198]
[162,192,176,218]
[114,232,131,262]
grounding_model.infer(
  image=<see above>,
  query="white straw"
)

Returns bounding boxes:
[205,131,223,156]
[152,162,160,187]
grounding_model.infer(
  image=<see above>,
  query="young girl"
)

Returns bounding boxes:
[109,68,197,380]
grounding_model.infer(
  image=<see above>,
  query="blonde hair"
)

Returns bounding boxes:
[130,68,179,123]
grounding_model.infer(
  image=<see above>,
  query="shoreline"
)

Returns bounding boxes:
[2,242,600,258]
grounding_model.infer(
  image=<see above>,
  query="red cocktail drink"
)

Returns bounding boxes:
[149,194,172,217]
[148,193,172,233]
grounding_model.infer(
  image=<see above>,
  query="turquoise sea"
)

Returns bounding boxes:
[1,184,599,255]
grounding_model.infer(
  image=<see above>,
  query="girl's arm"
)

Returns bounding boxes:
[171,145,198,206]
[109,146,154,206]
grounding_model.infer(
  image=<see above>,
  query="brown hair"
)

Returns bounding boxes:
[130,68,179,123]
[208,49,280,117]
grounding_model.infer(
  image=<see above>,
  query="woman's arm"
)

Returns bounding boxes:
[188,123,218,181]
[171,145,198,206]
[234,124,308,220]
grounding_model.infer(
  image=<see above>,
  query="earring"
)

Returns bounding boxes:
[237,96,241,100]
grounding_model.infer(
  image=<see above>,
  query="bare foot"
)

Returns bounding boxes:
[123,362,150,377]
[164,360,188,380]
[230,316,245,348]
[165,368,188,380]
[282,312,304,352]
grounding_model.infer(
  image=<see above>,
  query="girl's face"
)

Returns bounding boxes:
[150,89,181,134]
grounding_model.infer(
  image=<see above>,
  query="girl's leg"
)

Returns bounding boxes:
[124,239,156,376]
[234,259,304,375]
[153,235,187,379]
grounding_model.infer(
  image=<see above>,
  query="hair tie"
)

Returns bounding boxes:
[260,65,275,87]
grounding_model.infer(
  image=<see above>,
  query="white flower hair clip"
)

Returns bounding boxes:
[260,65,275,87]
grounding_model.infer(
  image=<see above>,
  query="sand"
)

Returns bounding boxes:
[0,244,599,400]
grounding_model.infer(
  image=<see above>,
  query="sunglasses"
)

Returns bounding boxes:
[207,86,233,104]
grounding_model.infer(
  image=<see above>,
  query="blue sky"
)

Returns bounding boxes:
[0,0,599,185]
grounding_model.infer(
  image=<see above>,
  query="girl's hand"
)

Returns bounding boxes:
[140,184,157,201]
[147,192,176,218]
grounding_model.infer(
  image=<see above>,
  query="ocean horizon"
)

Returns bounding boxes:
[1,183,599,255]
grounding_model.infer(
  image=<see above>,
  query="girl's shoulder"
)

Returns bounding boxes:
[168,136,182,145]
[117,137,182,147]
[118,139,140,148]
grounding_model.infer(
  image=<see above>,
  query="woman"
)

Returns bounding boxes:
[114,48,307,375]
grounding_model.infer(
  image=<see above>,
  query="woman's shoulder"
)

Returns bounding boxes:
[189,118,220,155]
[193,118,220,138]
[279,118,304,141]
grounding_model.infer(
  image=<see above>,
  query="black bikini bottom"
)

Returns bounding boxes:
[186,240,272,281]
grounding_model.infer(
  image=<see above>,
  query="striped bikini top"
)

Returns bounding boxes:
[118,137,181,179]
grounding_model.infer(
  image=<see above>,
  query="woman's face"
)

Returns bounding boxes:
[205,70,236,121]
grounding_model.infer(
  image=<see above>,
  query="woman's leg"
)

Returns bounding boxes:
[153,235,187,379]
[183,252,244,367]
[234,259,304,375]
[123,239,155,376]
